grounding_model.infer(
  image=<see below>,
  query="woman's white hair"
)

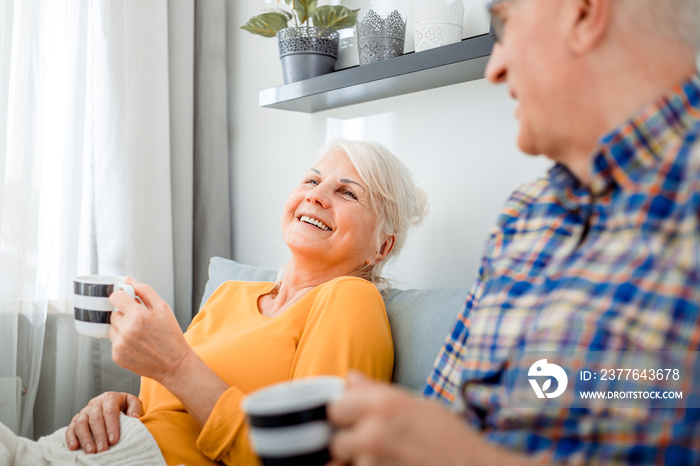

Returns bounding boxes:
[313,138,429,290]
[622,0,700,49]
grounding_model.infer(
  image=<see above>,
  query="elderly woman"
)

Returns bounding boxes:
[60,138,428,465]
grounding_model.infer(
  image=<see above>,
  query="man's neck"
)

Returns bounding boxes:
[600,54,696,136]
[557,41,697,188]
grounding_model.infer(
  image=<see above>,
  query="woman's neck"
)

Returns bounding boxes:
[258,260,357,318]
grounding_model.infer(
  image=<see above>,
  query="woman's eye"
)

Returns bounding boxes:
[304,178,319,186]
[340,189,357,200]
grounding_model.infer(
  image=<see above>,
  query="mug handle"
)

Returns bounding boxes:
[114,283,145,305]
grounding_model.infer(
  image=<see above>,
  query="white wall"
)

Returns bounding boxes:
[226,1,552,290]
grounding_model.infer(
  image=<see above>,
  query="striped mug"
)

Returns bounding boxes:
[73,275,135,338]
[243,376,345,466]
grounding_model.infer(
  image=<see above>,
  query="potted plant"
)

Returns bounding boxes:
[241,1,359,84]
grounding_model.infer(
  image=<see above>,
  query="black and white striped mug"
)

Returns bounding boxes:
[73,275,135,338]
[242,376,345,466]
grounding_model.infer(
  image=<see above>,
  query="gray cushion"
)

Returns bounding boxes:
[199,256,467,394]
[382,287,467,393]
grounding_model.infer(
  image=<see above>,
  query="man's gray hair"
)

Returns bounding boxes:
[624,0,700,49]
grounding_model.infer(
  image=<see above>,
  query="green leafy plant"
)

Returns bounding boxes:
[241,0,359,37]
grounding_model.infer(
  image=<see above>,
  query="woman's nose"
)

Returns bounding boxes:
[485,42,507,84]
[305,183,330,207]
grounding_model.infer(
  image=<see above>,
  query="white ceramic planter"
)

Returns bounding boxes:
[412,0,464,52]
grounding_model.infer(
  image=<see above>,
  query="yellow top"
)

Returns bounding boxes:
[138,276,394,465]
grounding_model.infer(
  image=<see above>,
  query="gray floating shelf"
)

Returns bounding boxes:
[259,33,495,113]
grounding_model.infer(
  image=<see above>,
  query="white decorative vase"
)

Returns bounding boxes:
[412,0,464,52]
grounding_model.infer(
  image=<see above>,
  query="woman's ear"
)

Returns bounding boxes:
[566,0,611,54]
[368,234,396,266]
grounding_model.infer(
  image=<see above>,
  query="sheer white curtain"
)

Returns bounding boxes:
[0,0,231,439]
[0,0,88,438]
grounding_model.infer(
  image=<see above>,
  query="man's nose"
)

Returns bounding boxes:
[485,42,507,84]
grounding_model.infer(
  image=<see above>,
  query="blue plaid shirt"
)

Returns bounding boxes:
[425,74,700,464]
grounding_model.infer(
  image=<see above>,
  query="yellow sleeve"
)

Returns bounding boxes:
[192,282,261,465]
[291,277,394,381]
[195,386,260,465]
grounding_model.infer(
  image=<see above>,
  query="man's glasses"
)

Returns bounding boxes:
[487,0,514,43]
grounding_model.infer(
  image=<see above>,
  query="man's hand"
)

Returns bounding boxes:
[328,372,533,466]
[328,372,477,466]
[65,391,142,454]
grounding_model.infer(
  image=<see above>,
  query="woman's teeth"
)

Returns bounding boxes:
[300,215,331,231]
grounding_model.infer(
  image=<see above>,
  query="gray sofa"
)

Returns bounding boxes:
[200,257,468,393]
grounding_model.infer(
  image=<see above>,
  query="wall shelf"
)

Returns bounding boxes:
[259,33,495,113]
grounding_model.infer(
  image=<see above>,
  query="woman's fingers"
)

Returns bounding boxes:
[87,407,111,453]
[101,392,134,445]
[124,393,144,418]
[68,410,102,454]
[109,278,156,314]
[107,279,187,381]
[64,392,137,453]
[125,277,163,311]
[109,289,141,315]
[101,393,142,445]
[64,416,81,451]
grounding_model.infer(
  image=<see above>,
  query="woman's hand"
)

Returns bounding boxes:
[65,391,142,454]
[109,277,229,428]
[108,277,192,385]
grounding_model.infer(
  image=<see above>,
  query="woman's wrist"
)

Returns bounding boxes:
[159,349,229,427]
[158,344,199,389]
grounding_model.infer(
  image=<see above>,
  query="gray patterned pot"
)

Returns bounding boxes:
[277,27,339,84]
[356,10,406,65]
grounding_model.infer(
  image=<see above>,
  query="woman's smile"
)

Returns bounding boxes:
[298,214,332,231]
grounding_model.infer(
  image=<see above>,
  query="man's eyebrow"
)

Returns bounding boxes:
[340,178,366,192]
[308,168,320,174]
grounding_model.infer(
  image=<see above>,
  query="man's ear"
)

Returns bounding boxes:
[368,234,396,266]
[566,0,611,54]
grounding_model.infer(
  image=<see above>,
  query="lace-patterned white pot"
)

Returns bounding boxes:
[412,0,464,52]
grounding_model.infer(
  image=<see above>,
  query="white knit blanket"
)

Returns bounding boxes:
[0,413,171,465]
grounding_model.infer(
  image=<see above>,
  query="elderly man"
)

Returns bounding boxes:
[328,0,700,464]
